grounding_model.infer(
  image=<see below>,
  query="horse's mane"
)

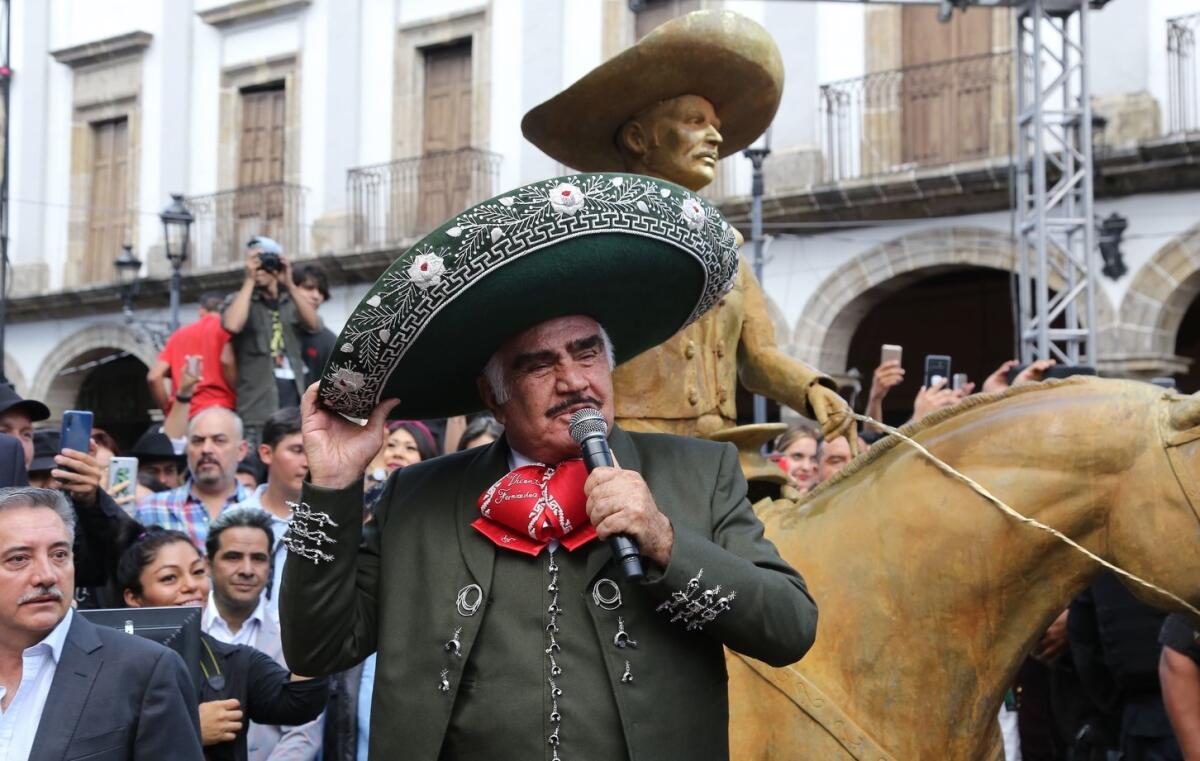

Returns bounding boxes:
[802,375,1095,501]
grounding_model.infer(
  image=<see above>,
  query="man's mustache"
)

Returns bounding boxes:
[545,397,602,419]
[19,585,63,604]
[197,455,220,467]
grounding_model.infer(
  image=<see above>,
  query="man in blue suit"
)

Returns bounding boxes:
[0,486,202,760]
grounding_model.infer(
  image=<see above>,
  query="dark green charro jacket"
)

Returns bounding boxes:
[280,427,818,760]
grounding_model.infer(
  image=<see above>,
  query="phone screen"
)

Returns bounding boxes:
[924,355,952,388]
[108,457,138,502]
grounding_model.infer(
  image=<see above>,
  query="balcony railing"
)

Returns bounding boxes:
[186,182,308,268]
[819,51,1012,183]
[1169,13,1200,134]
[347,148,502,249]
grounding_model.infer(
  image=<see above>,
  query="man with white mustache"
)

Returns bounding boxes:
[0,487,202,760]
[136,407,252,554]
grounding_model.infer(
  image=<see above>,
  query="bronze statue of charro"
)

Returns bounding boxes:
[522,10,856,451]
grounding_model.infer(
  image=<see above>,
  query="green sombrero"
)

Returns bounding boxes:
[318,173,739,420]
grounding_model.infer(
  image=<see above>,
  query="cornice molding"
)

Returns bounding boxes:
[198,0,312,29]
[50,31,152,68]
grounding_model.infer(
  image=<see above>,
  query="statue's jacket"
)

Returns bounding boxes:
[281,426,818,760]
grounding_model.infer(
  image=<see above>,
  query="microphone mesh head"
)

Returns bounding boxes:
[568,408,608,444]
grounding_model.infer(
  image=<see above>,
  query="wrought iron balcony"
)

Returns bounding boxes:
[186,182,308,268]
[1169,13,1200,135]
[346,148,502,249]
[819,51,1013,183]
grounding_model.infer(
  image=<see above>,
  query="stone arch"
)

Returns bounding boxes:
[3,354,28,399]
[30,323,159,420]
[792,226,1119,373]
[1117,222,1200,377]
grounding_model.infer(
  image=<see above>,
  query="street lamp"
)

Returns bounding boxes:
[743,126,772,424]
[159,193,193,332]
[113,244,142,315]
[112,243,170,348]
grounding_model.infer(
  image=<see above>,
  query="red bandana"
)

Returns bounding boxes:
[473,459,596,556]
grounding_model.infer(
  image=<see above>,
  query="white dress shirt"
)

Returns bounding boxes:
[202,594,266,648]
[0,607,73,761]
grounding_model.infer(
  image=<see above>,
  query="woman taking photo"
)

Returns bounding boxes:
[117,526,328,761]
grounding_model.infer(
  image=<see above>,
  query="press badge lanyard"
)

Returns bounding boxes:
[200,637,226,691]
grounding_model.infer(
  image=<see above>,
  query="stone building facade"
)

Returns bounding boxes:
[4,0,1200,438]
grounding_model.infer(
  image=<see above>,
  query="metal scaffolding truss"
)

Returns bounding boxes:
[1014,0,1097,366]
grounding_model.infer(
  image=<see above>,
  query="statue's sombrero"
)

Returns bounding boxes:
[521,10,783,173]
[318,173,740,420]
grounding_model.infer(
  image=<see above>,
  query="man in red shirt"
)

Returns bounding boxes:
[147,291,236,416]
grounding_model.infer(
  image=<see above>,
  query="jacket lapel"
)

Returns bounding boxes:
[453,437,510,598]
[30,614,102,761]
[583,425,642,584]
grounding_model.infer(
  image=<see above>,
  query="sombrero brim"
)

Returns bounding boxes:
[521,10,783,172]
[318,173,739,420]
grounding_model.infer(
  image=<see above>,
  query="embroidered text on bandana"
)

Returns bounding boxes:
[473,459,596,556]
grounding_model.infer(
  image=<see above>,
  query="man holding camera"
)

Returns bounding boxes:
[222,237,320,448]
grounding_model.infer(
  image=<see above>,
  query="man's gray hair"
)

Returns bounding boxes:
[483,324,616,406]
[188,406,245,441]
[0,487,76,543]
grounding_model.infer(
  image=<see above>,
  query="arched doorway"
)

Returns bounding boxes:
[74,353,156,449]
[845,268,1016,425]
[1174,294,1200,393]
[32,324,158,451]
[793,226,1118,390]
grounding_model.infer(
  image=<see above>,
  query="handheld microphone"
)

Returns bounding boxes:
[568,408,645,581]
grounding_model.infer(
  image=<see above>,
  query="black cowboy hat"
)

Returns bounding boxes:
[128,425,185,465]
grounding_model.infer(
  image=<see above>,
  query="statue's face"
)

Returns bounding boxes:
[623,94,723,192]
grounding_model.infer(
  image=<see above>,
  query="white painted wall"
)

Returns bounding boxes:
[396,0,486,26]
[492,0,527,188]
[358,0,396,166]
[189,15,222,197]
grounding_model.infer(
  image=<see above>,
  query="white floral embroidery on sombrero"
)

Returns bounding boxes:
[681,198,707,231]
[408,253,447,289]
[549,183,585,216]
[318,174,739,419]
[331,367,365,393]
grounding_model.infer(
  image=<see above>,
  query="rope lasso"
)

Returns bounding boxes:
[851,412,1200,619]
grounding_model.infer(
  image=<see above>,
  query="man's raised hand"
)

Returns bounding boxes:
[301,383,399,490]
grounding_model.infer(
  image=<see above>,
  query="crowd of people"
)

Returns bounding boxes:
[0,232,1196,761]
[0,236,508,760]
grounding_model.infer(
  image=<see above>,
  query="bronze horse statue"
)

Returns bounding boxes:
[727,377,1200,760]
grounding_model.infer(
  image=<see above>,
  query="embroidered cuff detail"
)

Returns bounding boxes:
[653,569,736,631]
[284,501,340,564]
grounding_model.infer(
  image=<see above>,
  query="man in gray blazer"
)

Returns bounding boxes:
[0,486,202,761]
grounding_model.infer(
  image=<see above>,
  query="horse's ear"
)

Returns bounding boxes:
[1168,393,1200,433]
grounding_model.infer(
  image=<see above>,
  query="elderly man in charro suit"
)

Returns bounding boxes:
[281,171,817,760]
[522,10,856,451]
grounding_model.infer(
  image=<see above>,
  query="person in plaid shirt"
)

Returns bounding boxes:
[135,407,251,552]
